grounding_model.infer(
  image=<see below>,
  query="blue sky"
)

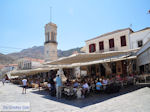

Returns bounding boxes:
[0,0,150,54]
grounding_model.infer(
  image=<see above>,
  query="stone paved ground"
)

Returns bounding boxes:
[0,82,150,112]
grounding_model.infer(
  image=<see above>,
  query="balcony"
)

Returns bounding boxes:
[44,40,58,44]
[109,47,118,51]
[99,49,104,53]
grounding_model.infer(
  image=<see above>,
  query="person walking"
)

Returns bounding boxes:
[56,74,62,99]
[22,78,27,94]
[2,78,5,85]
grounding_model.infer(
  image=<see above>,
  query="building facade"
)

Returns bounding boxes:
[130,27,150,49]
[84,27,150,76]
[17,58,32,70]
[17,58,44,70]
[85,27,150,53]
[44,22,58,62]
[136,40,150,74]
[85,28,133,53]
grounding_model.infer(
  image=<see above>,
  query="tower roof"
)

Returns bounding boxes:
[45,22,57,28]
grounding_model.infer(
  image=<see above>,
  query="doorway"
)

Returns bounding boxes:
[99,64,106,76]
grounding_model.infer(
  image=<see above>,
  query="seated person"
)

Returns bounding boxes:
[65,79,71,86]
[103,78,108,85]
[73,80,79,88]
[47,83,51,91]
[116,75,121,81]
[82,81,89,96]
[50,78,55,90]
[96,79,102,91]
[91,80,96,91]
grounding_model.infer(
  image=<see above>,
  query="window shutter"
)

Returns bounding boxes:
[120,36,126,46]
[109,39,114,48]
[89,44,96,53]
[89,44,91,53]
[99,41,104,50]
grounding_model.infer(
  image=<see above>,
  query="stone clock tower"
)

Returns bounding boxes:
[44,22,58,62]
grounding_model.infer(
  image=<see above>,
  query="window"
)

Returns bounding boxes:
[46,32,49,41]
[111,62,116,74]
[51,32,55,41]
[89,44,96,53]
[109,38,114,48]
[120,35,126,46]
[99,41,104,50]
[137,40,143,47]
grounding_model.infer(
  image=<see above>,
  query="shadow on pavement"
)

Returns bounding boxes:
[31,84,150,108]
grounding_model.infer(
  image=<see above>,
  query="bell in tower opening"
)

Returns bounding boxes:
[44,22,58,62]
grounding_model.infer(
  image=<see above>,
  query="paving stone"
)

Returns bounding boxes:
[0,82,150,112]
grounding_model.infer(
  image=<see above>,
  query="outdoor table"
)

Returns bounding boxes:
[63,86,76,99]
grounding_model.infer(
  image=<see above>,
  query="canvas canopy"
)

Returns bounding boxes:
[45,55,137,68]
[10,49,138,77]
[10,67,58,76]
[45,49,138,65]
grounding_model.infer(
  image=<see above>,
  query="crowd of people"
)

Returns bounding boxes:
[6,71,137,99]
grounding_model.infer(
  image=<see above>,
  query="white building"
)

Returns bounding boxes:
[17,58,32,70]
[82,27,150,76]
[17,58,44,70]
[0,64,18,79]
[85,28,133,53]
[136,39,150,73]
[85,27,150,53]
[130,27,150,49]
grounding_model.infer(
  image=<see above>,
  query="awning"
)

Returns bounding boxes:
[45,49,138,65]
[46,55,137,68]
[71,55,137,67]
[10,67,58,76]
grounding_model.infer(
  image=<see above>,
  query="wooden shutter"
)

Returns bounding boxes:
[99,41,104,50]
[109,39,114,48]
[120,36,126,46]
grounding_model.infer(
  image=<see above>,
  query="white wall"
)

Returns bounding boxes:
[17,58,31,70]
[85,29,131,53]
[137,40,150,66]
[130,29,150,49]
[32,61,43,68]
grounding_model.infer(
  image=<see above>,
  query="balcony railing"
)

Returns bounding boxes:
[44,40,58,44]
[109,47,115,51]
[109,47,118,51]
[99,49,104,53]
[94,47,119,53]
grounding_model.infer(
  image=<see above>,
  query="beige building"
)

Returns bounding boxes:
[85,27,150,53]
[44,22,58,62]
[84,28,147,76]
[17,58,32,70]
[85,28,133,53]
[17,58,44,70]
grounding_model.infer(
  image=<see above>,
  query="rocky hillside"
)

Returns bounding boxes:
[0,53,15,65]
[0,46,83,64]
[7,46,44,60]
